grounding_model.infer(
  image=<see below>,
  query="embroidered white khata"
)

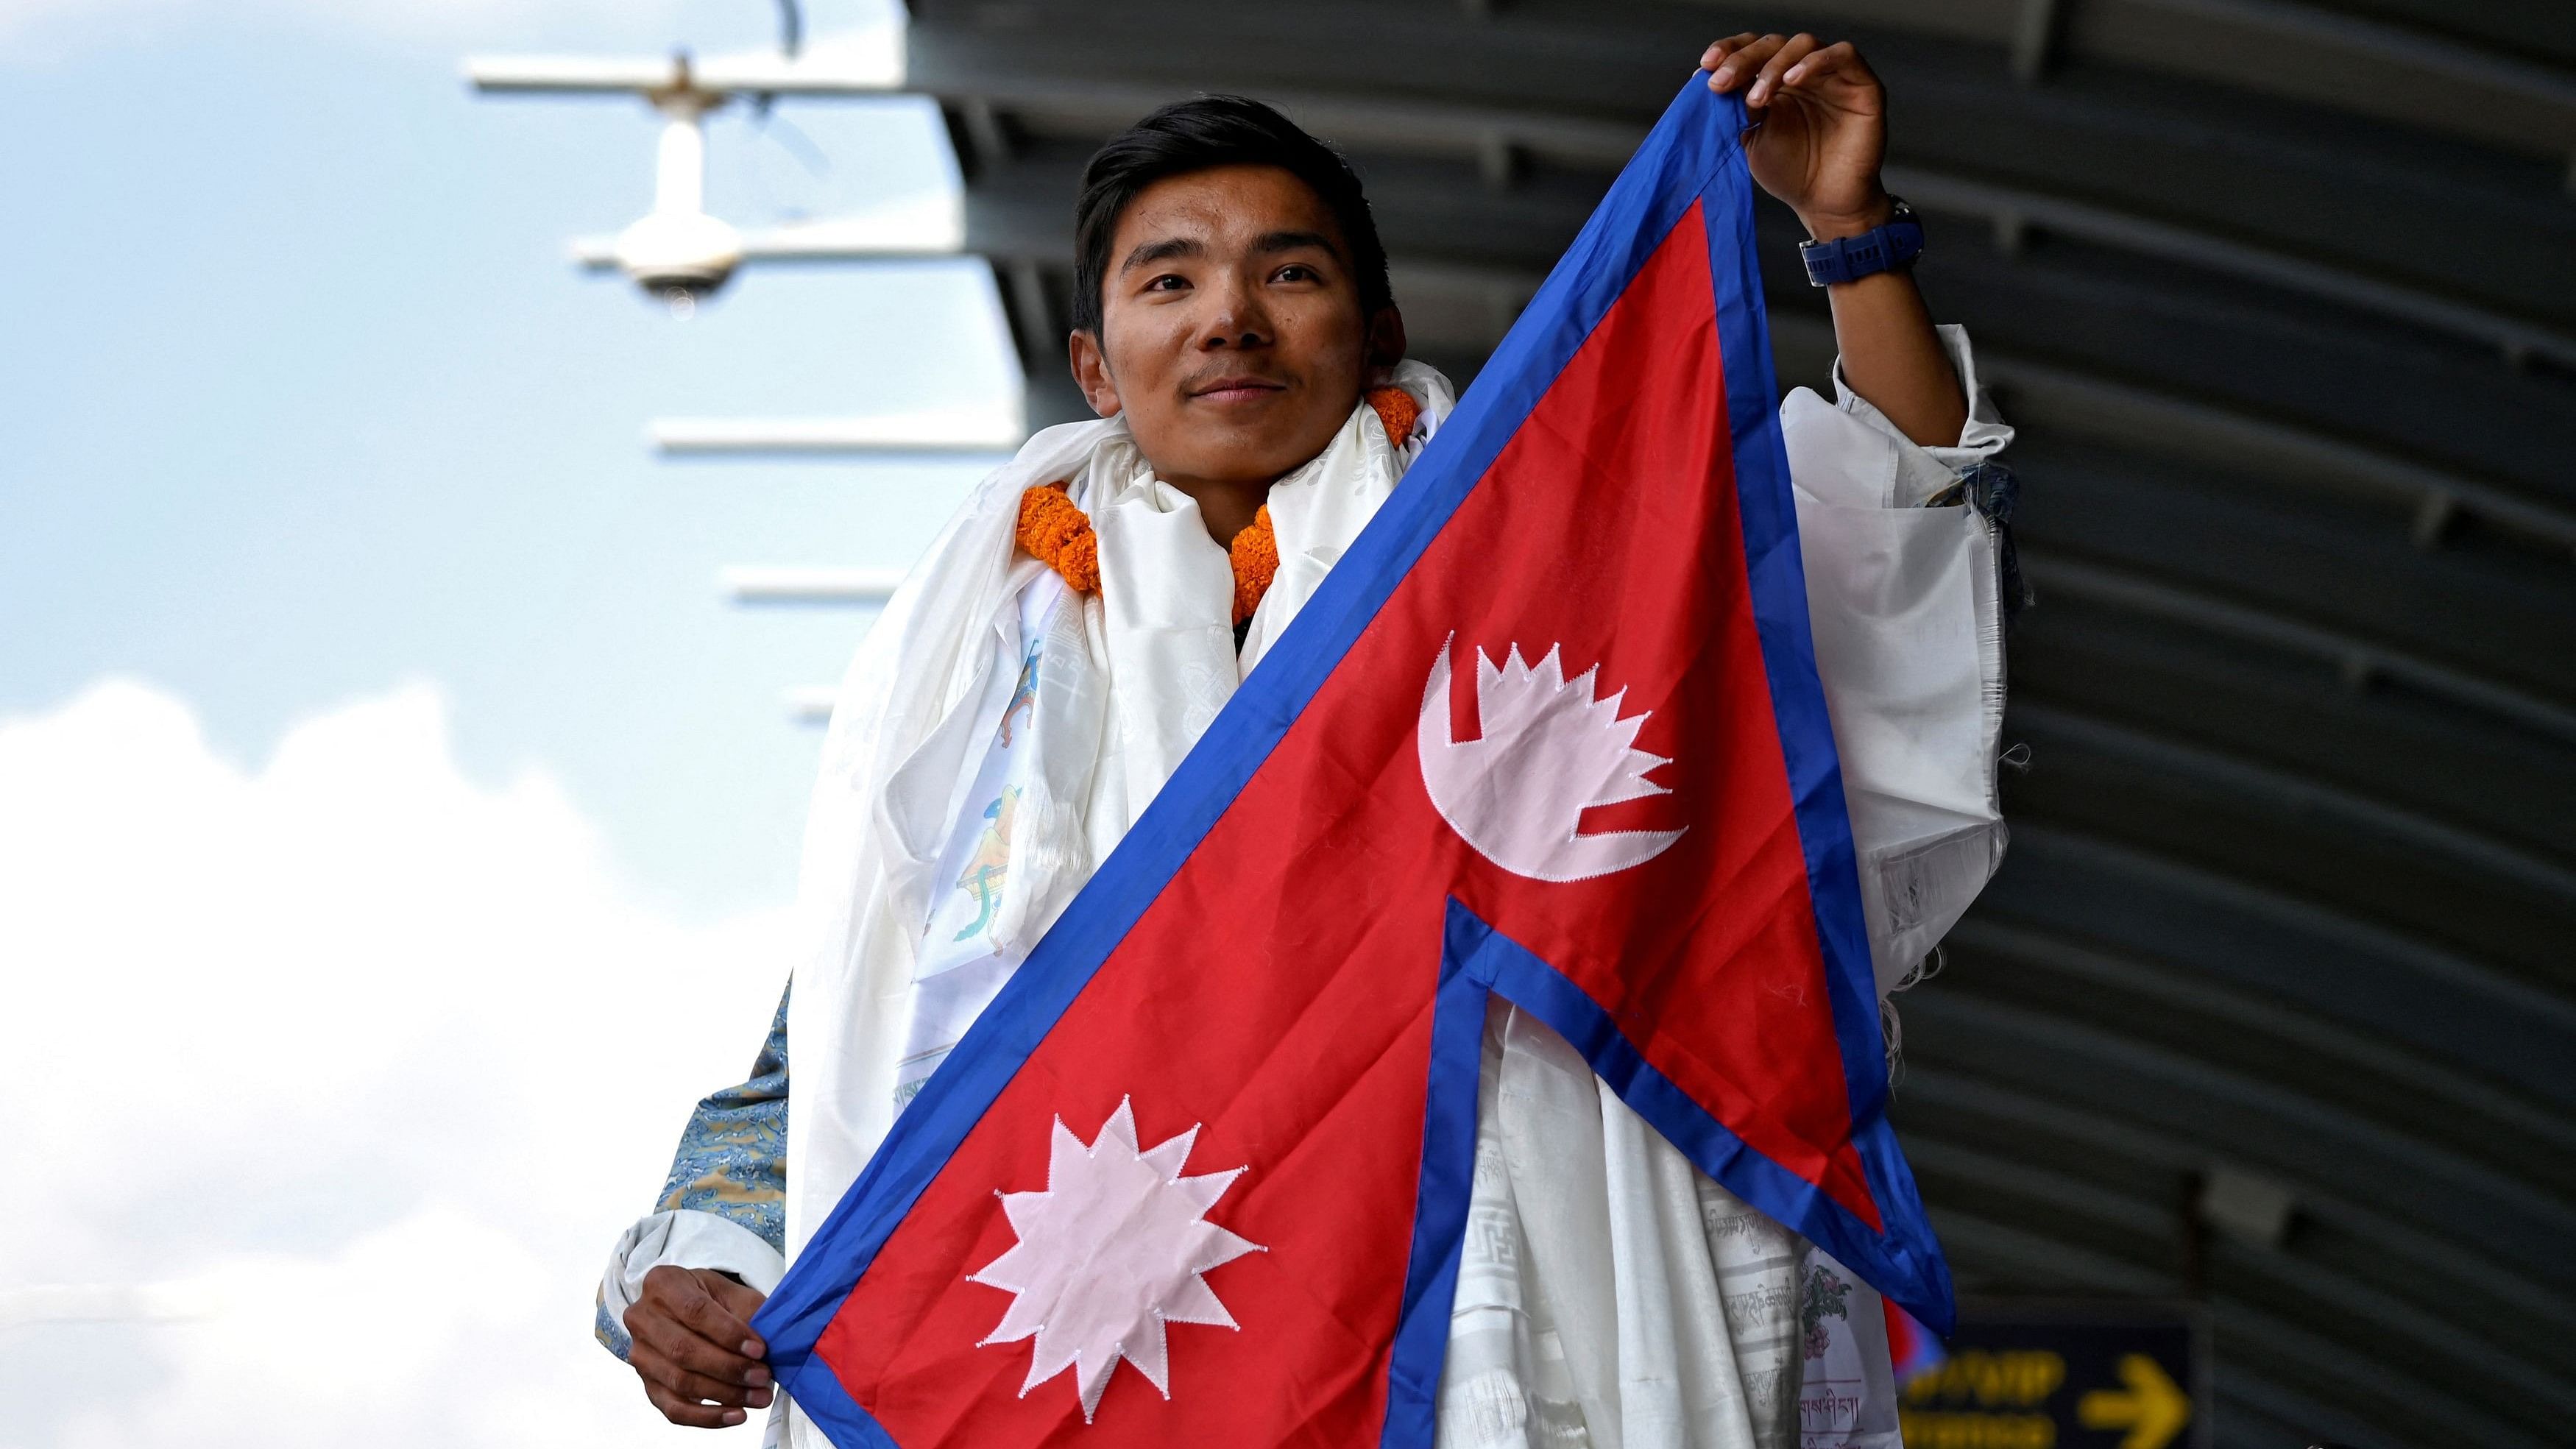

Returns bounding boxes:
[1417,638,1685,882]
[967,1098,1264,1420]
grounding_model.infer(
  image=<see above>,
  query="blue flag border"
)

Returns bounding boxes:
[755,77,1954,1449]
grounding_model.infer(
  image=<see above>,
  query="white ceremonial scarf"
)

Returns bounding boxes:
[776,332,2009,1449]
[782,361,1454,1278]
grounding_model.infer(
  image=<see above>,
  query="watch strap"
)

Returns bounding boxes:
[1799,201,1925,287]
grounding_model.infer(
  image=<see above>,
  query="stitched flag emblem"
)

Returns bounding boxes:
[966,1097,1261,1421]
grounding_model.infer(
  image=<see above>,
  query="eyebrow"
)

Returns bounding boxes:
[1119,235,1206,275]
[1117,228,1345,277]
[1254,228,1341,258]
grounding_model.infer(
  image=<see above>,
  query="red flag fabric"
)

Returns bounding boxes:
[755,77,1953,1449]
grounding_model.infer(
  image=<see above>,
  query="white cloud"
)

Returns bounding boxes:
[0,680,796,1447]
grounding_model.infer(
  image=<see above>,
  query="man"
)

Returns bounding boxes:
[598,31,2012,1449]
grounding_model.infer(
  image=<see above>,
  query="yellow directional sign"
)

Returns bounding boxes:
[1900,1303,2207,1449]
[2078,1353,2194,1449]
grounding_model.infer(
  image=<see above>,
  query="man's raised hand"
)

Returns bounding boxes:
[625,1266,775,1429]
[1699,31,1967,444]
[1699,32,1892,241]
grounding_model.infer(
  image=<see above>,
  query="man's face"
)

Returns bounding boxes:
[1070,164,1403,492]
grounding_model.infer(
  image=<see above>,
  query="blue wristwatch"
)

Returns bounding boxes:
[1798,199,1923,287]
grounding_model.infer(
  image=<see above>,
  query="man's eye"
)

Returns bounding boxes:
[1275,265,1319,283]
[1145,274,1189,292]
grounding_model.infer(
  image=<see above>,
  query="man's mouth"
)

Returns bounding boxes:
[1189,375,1289,405]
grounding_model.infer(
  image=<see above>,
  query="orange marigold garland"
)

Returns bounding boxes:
[1365,385,1420,450]
[1016,480,1099,595]
[1016,386,1417,621]
[1228,506,1279,626]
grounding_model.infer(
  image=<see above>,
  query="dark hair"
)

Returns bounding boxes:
[1071,94,1393,336]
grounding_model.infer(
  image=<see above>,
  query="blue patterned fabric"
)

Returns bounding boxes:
[594,985,793,1361]
[659,985,792,1247]
[595,1290,634,1361]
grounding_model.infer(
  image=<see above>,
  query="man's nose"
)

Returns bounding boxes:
[1201,274,1274,348]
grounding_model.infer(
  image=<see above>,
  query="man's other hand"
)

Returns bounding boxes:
[1699,32,1892,242]
[624,1265,775,1428]
[1699,31,1968,444]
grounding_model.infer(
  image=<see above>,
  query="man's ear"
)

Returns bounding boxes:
[1364,305,1408,386]
[1068,329,1122,419]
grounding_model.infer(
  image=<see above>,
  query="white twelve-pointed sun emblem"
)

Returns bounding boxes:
[1417,637,1685,882]
[967,1098,1263,1422]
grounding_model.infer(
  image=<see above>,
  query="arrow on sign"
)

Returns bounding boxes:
[2077,1352,2193,1449]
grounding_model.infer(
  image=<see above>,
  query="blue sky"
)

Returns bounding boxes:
[1,0,1012,916]
[1,5,1036,1442]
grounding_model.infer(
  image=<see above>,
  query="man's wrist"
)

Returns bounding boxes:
[1797,194,1923,289]
[1795,188,1895,244]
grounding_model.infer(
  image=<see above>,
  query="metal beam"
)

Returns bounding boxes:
[2021,555,2576,745]
[949,124,2576,410]
[720,567,907,603]
[2008,0,2064,83]
[1903,979,2576,1248]
[1978,364,2576,561]
[1755,311,2576,568]
[1903,1136,2176,1241]
[464,31,902,95]
[906,54,1652,171]
[1929,1208,2168,1294]
[1688,0,2576,161]
[1986,626,2576,963]
[2215,1375,2408,1449]
[1911,1122,2576,1421]
[2071,0,2576,157]
[902,0,2576,293]
[1882,163,2576,373]
[656,411,1024,456]
[1945,914,2576,1161]
[1989,819,2576,1110]
[2203,1230,2576,1422]
[2198,1289,2555,1448]
[1893,1070,2576,1333]
[2003,702,2576,907]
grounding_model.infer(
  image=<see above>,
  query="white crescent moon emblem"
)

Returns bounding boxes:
[1416,636,1684,882]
